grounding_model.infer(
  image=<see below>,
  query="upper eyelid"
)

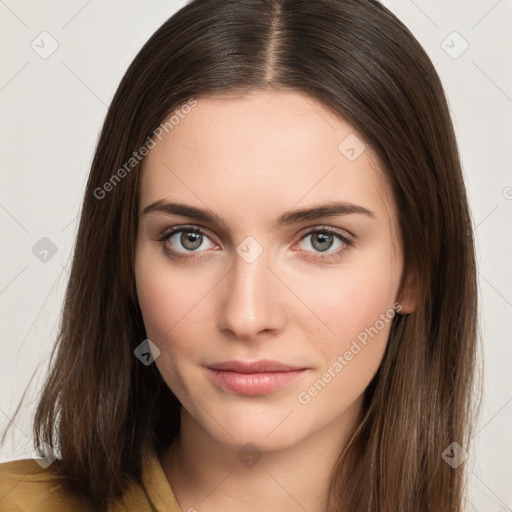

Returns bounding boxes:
[160,224,216,242]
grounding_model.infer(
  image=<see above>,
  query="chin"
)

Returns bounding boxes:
[200,414,308,452]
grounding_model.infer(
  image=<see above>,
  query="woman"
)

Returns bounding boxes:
[0,0,479,510]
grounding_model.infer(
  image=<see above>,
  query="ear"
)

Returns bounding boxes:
[396,268,418,314]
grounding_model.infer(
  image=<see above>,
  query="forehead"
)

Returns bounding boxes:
[139,90,394,228]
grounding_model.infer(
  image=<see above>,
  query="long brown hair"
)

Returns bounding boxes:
[2,0,479,510]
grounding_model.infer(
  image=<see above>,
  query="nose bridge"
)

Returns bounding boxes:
[218,241,280,338]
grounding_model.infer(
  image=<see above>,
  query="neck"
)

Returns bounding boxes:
[159,397,363,512]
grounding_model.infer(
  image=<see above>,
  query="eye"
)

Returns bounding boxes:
[158,225,354,262]
[158,225,216,260]
[295,227,354,261]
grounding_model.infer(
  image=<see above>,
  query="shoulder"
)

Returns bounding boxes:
[0,458,93,511]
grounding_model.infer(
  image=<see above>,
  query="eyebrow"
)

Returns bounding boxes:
[141,199,375,227]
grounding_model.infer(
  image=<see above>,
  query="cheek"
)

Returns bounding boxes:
[295,280,396,414]
[297,258,398,344]
[297,254,399,389]
[134,245,216,361]
[134,260,206,395]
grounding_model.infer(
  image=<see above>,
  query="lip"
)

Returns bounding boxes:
[207,359,306,373]
[206,359,309,396]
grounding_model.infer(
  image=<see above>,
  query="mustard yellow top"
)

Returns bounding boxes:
[0,449,183,511]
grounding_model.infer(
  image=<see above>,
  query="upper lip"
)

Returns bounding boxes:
[207,359,307,373]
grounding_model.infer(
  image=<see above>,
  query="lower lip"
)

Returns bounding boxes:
[206,368,308,395]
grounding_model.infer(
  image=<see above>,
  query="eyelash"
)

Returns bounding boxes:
[157,225,355,262]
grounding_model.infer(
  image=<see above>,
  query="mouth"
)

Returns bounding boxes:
[206,359,309,396]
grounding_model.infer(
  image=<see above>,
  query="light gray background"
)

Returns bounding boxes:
[1,1,511,510]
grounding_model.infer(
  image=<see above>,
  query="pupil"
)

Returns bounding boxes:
[312,233,333,252]
[181,231,202,250]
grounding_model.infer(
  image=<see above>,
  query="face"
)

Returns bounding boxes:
[135,90,410,452]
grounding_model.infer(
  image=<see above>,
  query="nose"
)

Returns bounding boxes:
[217,246,284,340]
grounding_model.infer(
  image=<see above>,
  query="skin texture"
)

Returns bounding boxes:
[134,90,414,512]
